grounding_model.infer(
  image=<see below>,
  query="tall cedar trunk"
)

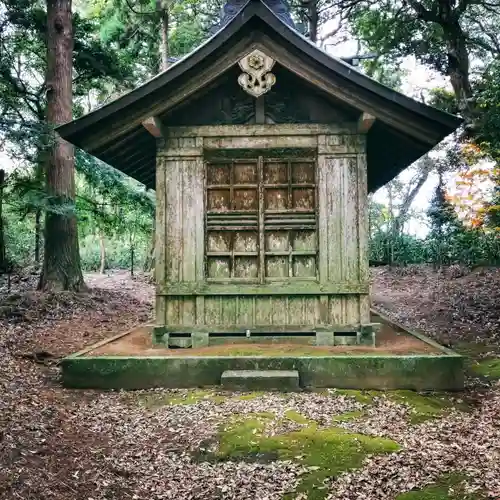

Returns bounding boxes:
[99,232,106,274]
[158,1,169,71]
[38,0,86,291]
[0,169,6,272]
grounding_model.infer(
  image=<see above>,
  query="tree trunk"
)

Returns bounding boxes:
[99,232,106,274]
[304,0,319,43]
[393,157,433,236]
[0,169,6,272]
[387,183,394,266]
[34,209,41,267]
[130,245,134,277]
[143,228,155,273]
[158,1,169,71]
[38,0,86,292]
[443,23,475,126]
[409,0,475,127]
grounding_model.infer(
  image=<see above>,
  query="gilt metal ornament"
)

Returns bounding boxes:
[238,49,276,98]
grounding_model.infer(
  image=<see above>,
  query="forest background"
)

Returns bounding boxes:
[1,0,499,290]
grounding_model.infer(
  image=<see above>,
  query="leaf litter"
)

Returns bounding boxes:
[1,266,499,499]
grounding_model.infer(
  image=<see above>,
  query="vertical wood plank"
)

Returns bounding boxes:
[288,297,303,325]
[182,160,195,281]
[343,157,359,282]
[357,153,369,285]
[196,296,205,326]
[319,296,329,324]
[166,297,180,325]
[345,295,361,325]
[325,155,343,283]
[222,297,237,325]
[195,156,205,282]
[155,158,167,326]
[165,160,179,282]
[359,294,371,323]
[258,156,265,283]
[236,297,253,325]
[303,297,319,325]
[181,298,196,326]
[255,296,272,325]
[271,297,287,325]
[317,152,328,284]
[204,297,219,326]
[328,296,342,325]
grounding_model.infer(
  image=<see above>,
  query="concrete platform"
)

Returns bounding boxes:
[221,370,300,391]
[60,309,464,391]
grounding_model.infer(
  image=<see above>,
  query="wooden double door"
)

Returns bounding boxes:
[204,154,319,283]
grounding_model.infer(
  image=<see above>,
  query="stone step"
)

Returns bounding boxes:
[221,369,300,391]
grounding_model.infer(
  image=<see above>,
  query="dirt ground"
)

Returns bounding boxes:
[1,266,499,500]
[87,321,439,356]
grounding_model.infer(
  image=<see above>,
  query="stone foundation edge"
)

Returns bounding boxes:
[61,354,464,391]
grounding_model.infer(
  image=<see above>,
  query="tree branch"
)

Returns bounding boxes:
[404,0,440,22]
[123,0,155,16]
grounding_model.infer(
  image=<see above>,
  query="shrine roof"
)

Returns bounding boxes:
[57,0,462,192]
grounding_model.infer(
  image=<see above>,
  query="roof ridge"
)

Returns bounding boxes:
[211,0,295,34]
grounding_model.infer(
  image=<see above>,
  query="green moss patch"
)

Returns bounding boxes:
[285,410,313,425]
[396,473,485,499]
[331,389,379,404]
[330,389,469,424]
[471,358,500,379]
[139,389,227,408]
[332,410,365,423]
[214,413,399,499]
[387,391,469,424]
[232,391,266,400]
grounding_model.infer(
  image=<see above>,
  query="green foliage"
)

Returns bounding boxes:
[474,61,500,230]
[2,205,37,268]
[350,3,448,73]
[427,88,459,115]
[369,178,500,267]
[426,181,500,266]
[88,0,223,76]
[75,152,155,272]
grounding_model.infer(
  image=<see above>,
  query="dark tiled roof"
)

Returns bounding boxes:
[211,0,294,33]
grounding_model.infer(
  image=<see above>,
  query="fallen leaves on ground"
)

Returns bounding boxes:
[0,266,499,499]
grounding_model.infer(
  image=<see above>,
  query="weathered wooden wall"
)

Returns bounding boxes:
[155,124,369,332]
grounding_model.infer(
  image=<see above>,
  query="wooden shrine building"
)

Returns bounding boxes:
[58,0,461,347]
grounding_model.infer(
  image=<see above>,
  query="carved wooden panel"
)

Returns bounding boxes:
[205,156,318,282]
